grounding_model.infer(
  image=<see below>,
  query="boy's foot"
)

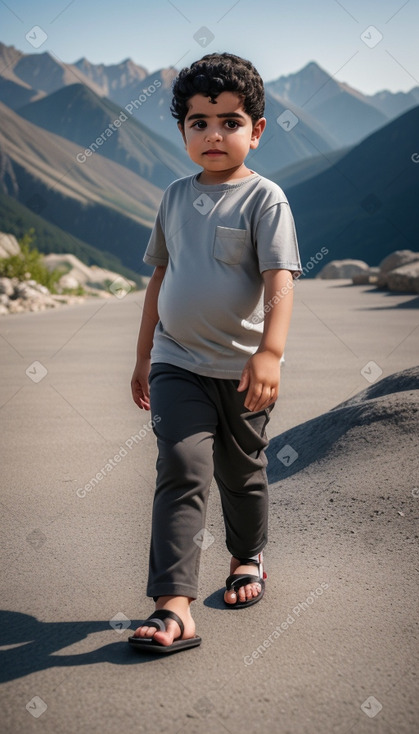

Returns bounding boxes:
[131,595,196,646]
[224,557,263,605]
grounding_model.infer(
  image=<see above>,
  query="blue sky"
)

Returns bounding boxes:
[1,0,418,94]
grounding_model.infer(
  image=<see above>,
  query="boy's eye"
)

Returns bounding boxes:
[191,120,206,129]
[225,120,239,129]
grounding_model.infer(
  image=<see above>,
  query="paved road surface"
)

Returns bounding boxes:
[1,280,418,734]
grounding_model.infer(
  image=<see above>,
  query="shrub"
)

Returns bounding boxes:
[0,229,63,292]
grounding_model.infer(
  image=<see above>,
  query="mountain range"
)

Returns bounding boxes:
[282,105,418,268]
[17,83,195,188]
[0,100,162,273]
[0,40,418,276]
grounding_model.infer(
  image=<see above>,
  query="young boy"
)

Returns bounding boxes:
[128,52,301,653]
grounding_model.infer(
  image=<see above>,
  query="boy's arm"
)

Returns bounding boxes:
[237,269,295,412]
[131,265,166,410]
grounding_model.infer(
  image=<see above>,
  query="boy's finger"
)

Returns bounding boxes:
[237,367,250,392]
[244,382,263,411]
[246,384,275,412]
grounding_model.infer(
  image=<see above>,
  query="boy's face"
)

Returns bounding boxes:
[178,91,266,179]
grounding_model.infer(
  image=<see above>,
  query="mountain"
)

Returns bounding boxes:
[0,191,145,286]
[113,67,183,148]
[0,101,163,273]
[271,146,352,192]
[2,42,417,166]
[0,42,103,97]
[73,56,149,102]
[368,87,419,118]
[248,89,337,174]
[0,77,45,109]
[266,61,389,146]
[15,70,338,177]
[17,83,195,188]
[279,105,419,269]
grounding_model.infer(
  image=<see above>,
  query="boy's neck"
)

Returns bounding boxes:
[197,163,255,186]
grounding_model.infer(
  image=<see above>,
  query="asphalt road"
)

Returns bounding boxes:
[1,280,418,734]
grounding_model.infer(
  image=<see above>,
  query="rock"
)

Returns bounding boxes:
[0,277,14,296]
[317,259,369,279]
[26,279,50,295]
[14,282,44,300]
[0,232,20,259]
[387,262,419,293]
[44,253,136,293]
[267,366,419,482]
[59,273,80,291]
[377,250,419,288]
[1,241,137,315]
[352,267,380,285]
[379,249,419,273]
[7,299,25,314]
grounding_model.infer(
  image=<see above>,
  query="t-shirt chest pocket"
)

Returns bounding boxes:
[213,226,248,265]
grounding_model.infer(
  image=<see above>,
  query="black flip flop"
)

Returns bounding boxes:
[224,554,266,609]
[128,609,202,654]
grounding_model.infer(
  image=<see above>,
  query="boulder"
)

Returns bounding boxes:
[14,282,44,300]
[377,250,419,288]
[352,267,380,285]
[317,259,369,279]
[0,277,14,297]
[44,253,136,293]
[386,262,419,293]
[26,279,50,296]
[59,273,80,291]
[0,232,20,259]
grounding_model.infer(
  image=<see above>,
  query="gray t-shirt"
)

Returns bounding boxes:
[143,172,301,379]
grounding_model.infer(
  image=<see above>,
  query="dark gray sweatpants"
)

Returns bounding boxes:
[147,362,274,600]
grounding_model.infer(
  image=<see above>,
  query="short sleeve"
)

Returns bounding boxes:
[256,202,301,276]
[143,207,169,267]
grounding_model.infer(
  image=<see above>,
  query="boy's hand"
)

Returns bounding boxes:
[237,350,281,412]
[131,358,151,411]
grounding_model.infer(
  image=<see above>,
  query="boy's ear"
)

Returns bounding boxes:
[249,117,267,150]
[177,122,187,147]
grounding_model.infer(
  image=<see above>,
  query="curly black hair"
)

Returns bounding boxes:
[171,52,265,126]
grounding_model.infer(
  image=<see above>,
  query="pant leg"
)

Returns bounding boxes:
[146,363,218,600]
[212,379,274,559]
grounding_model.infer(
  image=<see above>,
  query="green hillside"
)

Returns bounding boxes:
[0,101,161,273]
[0,192,148,286]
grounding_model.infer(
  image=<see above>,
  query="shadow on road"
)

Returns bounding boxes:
[0,609,165,681]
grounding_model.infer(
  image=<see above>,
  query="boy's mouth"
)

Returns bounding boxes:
[204,149,226,156]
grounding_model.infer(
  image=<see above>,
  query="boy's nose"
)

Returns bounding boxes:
[205,128,222,142]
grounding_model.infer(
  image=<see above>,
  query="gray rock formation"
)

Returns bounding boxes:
[0,232,20,258]
[317,259,369,279]
[267,366,419,481]
[387,261,419,293]
[377,249,419,288]
[352,267,380,285]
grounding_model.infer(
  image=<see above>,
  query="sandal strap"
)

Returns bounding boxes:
[235,552,263,574]
[226,572,263,591]
[145,609,184,637]
[236,557,260,566]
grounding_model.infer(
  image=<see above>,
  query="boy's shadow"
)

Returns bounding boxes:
[0,609,162,681]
